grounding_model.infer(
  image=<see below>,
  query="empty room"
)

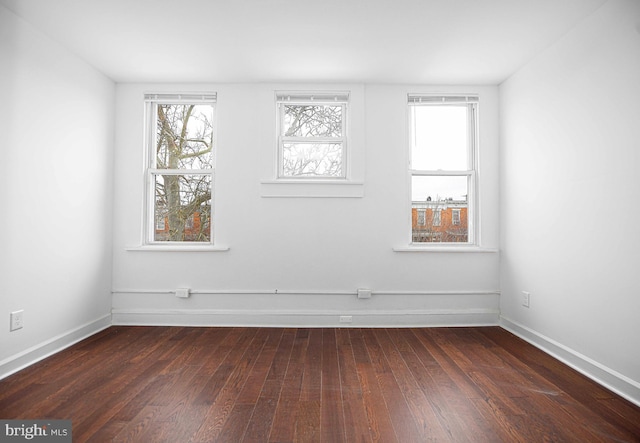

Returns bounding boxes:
[1,0,639,441]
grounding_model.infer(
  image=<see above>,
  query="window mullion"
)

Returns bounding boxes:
[150,168,212,175]
[410,170,472,176]
[282,136,344,144]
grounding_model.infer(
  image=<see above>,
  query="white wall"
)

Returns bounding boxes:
[0,5,114,377]
[112,83,500,327]
[500,0,640,404]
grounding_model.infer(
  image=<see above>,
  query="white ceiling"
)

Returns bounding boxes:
[1,0,607,84]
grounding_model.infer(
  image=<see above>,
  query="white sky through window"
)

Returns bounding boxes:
[411,105,469,201]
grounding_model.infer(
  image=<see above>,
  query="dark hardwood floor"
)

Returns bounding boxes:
[1,326,639,442]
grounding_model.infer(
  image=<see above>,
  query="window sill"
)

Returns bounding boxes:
[393,245,498,253]
[260,180,364,198]
[126,244,230,252]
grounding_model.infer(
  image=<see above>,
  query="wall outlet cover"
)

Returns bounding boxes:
[10,310,24,331]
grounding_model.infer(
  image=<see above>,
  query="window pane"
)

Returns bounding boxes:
[282,105,342,137]
[412,176,468,243]
[282,143,343,177]
[156,104,214,169]
[411,105,468,170]
[154,174,211,242]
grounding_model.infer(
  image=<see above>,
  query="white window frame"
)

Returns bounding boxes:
[143,93,217,247]
[408,94,478,246]
[275,91,349,180]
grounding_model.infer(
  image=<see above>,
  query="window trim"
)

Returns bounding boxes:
[142,93,217,248]
[408,94,479,247]
[275,91,349,180]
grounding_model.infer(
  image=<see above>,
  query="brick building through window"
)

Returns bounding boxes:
[412,199,468,243]
[155,209,210,242]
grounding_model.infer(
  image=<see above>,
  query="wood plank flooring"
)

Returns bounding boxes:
[1,326,639,442]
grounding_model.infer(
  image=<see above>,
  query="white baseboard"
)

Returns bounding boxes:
[0,314,112,381]
[111,308,500,328]
[500,316,640,408]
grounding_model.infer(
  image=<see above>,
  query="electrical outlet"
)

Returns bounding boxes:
[522,291,530,308]
[339,315,353,323]
[10,310,24,331]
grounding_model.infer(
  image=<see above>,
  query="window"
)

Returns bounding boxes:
[432,209,442,227]
[417,209,426,226]
[452,209,461,225]
[144,93,216,244]
[409,95,477,244]
[276,92,348,179]
[185,214,194,230]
